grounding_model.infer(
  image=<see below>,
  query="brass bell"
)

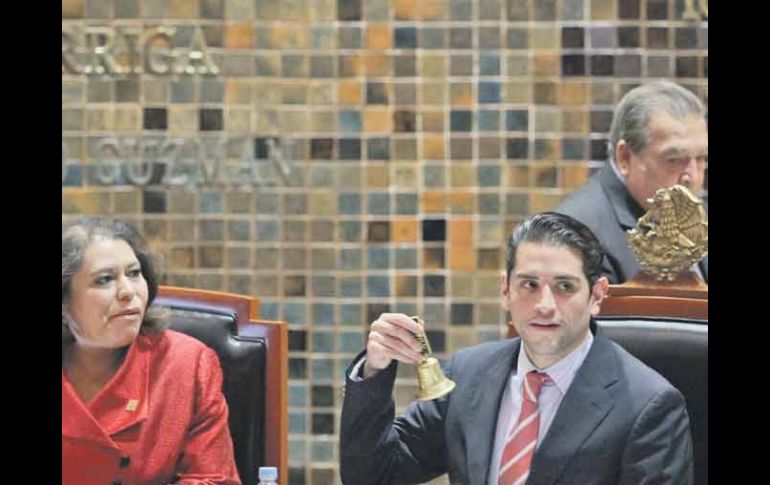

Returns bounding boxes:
[411,316,456,401]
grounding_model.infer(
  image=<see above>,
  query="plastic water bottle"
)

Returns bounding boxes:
[257,466,279,485]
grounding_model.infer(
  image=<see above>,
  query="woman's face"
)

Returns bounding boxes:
[65,238,149,350]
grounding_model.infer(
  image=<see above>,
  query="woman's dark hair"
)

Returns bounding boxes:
[62,218,166,343]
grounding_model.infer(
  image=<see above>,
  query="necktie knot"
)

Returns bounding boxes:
[523,371,551,403]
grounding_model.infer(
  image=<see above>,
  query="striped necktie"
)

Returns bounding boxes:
[498,370,551,485]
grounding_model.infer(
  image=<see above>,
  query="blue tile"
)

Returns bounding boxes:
[395,248,417,269]
[480,53,501,75]
[312,358,335,380]
[423,165,445,187]
[394,302,418,317]
[339,331,364,352]
[479,193,501,214]
[478,82,501,103]
[256,219,279,241]
[340,302,362,325]
[477,165,501,187]
[199,190,223,213]
[312,332,335,352]
[228,220,250,240]
[289,412,307,433]
[421,28,445,49]
[367,276,390,297]
[338,221,362,242]
[289,440,306,462]
[339,193,361,215]
[450,110,472,132]
[283,302,307,325]
[395,193,418,215]
[338,110,362,133]
[367,247,390,269]
[312,441,334,461]
[395,27,417,48]
[312,303,335,326]
[340,277,362,298]
[562,138,586,160]
[478,110,500,131]
[368,193,390,215]
[505,110,529,131]
[340,248,362,270]
[62,163,83,186]
[261,301,279,320]
[423,302,447,325]
[289,384,308,406]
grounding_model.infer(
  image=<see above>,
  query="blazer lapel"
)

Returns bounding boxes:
[465,339,519,485]
[528,336,620,485]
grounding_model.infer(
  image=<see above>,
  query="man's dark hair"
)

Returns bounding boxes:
[505,212,605,288]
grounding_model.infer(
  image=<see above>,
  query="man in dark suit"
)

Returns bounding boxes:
[340,212,692,484]
[554,80,708,284]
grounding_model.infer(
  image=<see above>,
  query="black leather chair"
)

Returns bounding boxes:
[596,317,708,485]
[154,286,288,485]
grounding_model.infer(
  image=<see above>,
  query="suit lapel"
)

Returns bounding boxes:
[465,339,519,485]
[528,336,620,485]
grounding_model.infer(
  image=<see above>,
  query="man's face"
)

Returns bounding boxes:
[501,242,608,368]
[616,113,708,210]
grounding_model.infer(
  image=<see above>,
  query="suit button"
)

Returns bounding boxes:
[119,455,131,468]
[112,481,122,485]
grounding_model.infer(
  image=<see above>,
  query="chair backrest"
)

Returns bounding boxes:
[154,286,288,485]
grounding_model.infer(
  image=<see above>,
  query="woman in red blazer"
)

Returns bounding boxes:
[62,218,241,485]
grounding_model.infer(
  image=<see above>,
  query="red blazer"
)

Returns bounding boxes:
[62,330,241,485]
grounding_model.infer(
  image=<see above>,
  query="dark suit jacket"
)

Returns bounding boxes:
[553,164,708,284]
[340,325,693,485]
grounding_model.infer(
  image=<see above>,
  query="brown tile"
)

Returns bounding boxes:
[529,192,564,213]
[366,23,392,49]
[170,0,198,17]
[392,219,418,242]
[421,0,447,20]
[309,192,337,215]
[423,247,446,269]
[450,166,475,188]
[450,275,473,298]
[254,275,279,297]
[477,248,500,270]
[563,165,590,189]
[562,108,589,133]
[534,108,562,133]
[364,108,392,133]
[394,0,419,19]
[62,0,84,17]
[339,54,363,77]
[504,81,532,103]
[591,0,616,20]
[225,23,253,48]
[450,82,473,106]
[531,26,558,49]
[112,191,140,213]
[422,135,445,159]
[421,83,446,105]
[62,190,110,215]
[449,219,475,270]
[170,247,195,269]
[393,163,418,187]
[506,165,530,187]
[421,191,447,213]
[366,164,390,188]
[533,53,559,76]
[396,275,418,297]
[421,55,446,78]
[393,139,418,160]
[421,111,444,132]
[532,163,559,187]
[559,81,589,105]
[225,80,251,104]
[449,191,475,214]
[338,80,362,105]
[365,53,392,76]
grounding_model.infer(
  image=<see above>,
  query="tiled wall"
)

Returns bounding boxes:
[62,0,707,483]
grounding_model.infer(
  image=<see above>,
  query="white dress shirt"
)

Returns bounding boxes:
[486,331,594,485]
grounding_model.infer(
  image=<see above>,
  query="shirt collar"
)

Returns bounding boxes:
[516,330,594,395]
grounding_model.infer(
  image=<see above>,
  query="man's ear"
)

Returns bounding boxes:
[500,271,511,312]
[615,140,632,178]
[589,276,609,316]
